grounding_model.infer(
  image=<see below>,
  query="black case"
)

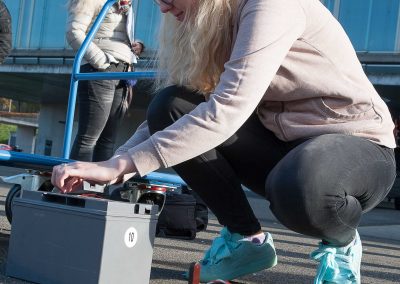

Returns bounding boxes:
[156,192,197,240]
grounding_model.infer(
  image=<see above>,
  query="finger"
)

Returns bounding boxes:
[62,177,75,193]
[51,165,63,189]
[70,178,84,193]
[64,177,83,193]
[54,164,71,190]
[51,166,56,186]
[63,178,73,193]
[58,168,67,189]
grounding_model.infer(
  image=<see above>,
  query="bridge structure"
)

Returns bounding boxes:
[0,0,399,156]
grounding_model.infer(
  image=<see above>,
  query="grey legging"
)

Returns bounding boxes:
[146,85,396,246]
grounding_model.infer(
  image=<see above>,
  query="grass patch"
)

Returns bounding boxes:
[0,124,16,144]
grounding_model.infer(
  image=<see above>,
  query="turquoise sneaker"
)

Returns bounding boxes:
[310,231,362,284]
[192,227,277,283]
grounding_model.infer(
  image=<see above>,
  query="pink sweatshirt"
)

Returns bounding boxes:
[116,0,396,176]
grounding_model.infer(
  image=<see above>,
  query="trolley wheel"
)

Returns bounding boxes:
[395,198,400,210]
[5,184,21,223]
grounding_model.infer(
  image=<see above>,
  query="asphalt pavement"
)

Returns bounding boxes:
[0,166,398,283]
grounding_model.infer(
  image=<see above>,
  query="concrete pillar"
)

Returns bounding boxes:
[15,125,36,153]
[35,103,77,158]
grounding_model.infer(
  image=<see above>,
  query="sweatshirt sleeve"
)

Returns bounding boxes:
[66,7,110,69]
[127,0,306,176]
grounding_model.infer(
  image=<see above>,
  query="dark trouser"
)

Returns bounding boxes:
[147,85,396,246]
[70,63,129,162]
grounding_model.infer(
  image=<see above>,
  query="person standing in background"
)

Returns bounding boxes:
[67,0,137,162]
[0,0,12,64]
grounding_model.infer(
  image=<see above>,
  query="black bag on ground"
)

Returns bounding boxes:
[156,192,197,240]
[156,190,209,240]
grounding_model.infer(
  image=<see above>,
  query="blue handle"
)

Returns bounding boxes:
[74,71,157,81]
[0,150,72,171]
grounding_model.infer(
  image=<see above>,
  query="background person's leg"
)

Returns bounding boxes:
[93,81,128,162]
[70,65,116,161]
[266,134,396,246]
[147,85,288,236]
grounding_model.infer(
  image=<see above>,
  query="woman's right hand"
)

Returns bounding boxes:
[51,154,136,193]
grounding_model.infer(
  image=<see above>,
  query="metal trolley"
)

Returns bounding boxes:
[0,0,187,222]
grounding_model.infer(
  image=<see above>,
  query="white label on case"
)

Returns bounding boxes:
[124,227,138,248]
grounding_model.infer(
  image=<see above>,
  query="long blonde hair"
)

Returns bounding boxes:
[157,0,237,93]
